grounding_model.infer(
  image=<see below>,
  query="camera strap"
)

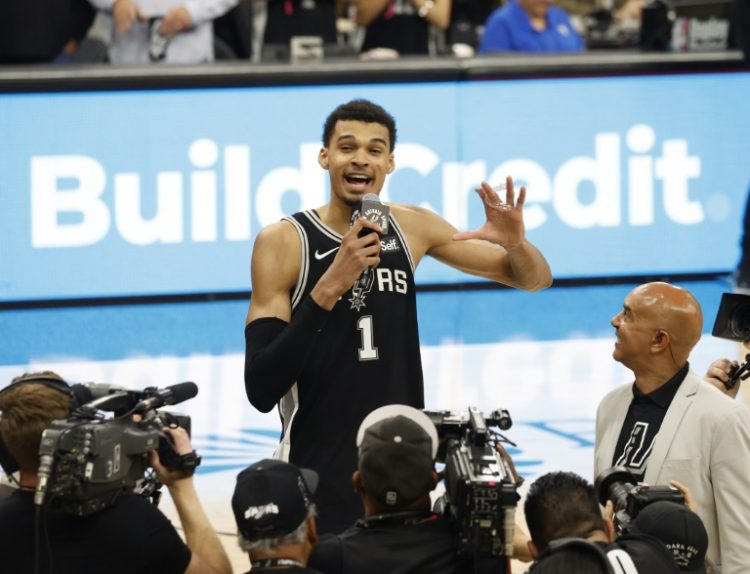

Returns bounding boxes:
[357,510,437,528]
[176,450,201,476]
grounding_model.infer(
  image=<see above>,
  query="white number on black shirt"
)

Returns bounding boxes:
[357,315,379,361]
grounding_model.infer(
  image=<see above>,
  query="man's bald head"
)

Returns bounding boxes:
[612,282,703,371]
[632,282,703,359]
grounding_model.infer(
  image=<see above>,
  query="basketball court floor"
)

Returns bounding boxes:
[0,277,744,570]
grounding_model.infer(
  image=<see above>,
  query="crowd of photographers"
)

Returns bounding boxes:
[2,284,750,573]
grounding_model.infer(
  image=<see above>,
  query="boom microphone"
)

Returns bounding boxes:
[134,382,199,413]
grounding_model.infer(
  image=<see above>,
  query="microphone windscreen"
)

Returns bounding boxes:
[166,382,199,405]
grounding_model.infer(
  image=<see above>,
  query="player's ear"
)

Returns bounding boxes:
[319,147,329,170]
[386,153,395,174]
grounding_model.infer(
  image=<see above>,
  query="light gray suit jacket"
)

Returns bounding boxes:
[595,370,750,574]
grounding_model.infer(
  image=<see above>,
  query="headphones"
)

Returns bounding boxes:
[529,538,615,574]
[0,374,85,476]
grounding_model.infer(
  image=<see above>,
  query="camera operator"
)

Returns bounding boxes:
[0,371,231,574]
[307,404,507,574]
[524,471,681,573]
[594,282,750,573]
[231,459,322,573]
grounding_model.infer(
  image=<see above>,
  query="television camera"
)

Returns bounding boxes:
[424,406,521,558]
[34,382,200,516]
[711,292,750,389]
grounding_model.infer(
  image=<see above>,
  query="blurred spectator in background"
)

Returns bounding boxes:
[478,0,584,53]
[352,0,451,56]
[732,0,750,61]
[213,0,256,60]
[1,0,95,63]
[89,0,237,64]
[263,0,339,50]
[614,0,646,23]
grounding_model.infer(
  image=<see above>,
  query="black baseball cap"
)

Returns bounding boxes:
[232,459,318,541]
[356,404,439,509]
[630,501,708,573]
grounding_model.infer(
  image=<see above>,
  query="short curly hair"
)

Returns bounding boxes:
[321,99,397,152]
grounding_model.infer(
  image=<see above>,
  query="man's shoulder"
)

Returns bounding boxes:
[688,372,748,412]
[256,218,301,244]
[390,203,435,222]
[547,5,575,24]
[485,2,518,26]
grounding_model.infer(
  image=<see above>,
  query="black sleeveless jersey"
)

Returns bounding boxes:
[277,208,424,534]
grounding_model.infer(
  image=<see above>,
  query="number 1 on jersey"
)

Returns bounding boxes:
[357,315,379,361]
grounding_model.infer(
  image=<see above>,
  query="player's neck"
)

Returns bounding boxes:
[318,201,355,235]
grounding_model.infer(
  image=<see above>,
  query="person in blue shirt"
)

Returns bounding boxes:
[479,0,584,53]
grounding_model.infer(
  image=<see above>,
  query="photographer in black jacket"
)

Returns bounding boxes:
[308,404,507,574]
[524,471,697,573]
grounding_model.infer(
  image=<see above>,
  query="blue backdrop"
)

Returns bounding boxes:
[1,72,748,301]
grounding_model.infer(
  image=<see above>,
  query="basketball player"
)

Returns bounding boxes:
[244,99,552,533]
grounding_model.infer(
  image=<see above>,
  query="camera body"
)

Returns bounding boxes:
[711,292,750,389]
[35,384,197,516]
[425,406,519,557]
[595,467,685,534]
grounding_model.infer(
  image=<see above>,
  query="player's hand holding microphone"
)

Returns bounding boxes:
[312,195,387,310]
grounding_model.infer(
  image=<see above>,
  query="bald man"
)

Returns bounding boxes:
[594,282,750,574]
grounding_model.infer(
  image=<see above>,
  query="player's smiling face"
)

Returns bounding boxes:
[319,120,394,207]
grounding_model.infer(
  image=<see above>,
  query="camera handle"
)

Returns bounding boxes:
[727,353,750,389]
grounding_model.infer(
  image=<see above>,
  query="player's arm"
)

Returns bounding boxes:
[244,222,323,412]
[351,0,391,27]
[403,177,552,290]
[244,219,382,412]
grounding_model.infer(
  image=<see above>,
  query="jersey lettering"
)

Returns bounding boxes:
[376,268,408,294]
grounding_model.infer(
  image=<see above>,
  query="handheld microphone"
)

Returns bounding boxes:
[134,382,199,413]
[350,194,389,237]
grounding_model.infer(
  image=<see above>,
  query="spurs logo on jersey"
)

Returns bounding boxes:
[349,268,376,311]
[614,422,654,474]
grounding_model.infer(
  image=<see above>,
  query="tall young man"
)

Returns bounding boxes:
[244,99,552,532]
